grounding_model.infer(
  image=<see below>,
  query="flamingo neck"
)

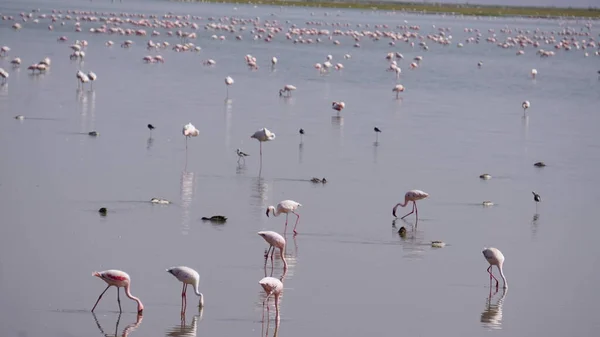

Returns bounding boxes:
[193,282,204,307]
[279,247,288,270]
[498,265,508,289]
[269,206,280,217]
[125,285,144,313]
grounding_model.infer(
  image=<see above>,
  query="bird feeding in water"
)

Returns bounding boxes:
[332,101,345,113]
[224,76,234,98]
[482,247,508,289]
[166,266,204,311]
[266,200,302,235]
[392,84,404,99]
[531,69,537,79]
[251,128,276,162]
[522,101,530,114]
[258,231,288,270]
[182,123,199,150]
[259,276,284,320]
[236,148,249,163]
[279,85,296,97]
[91,270,144,314]
[532,191,541,210]
[534,161,546,167]
[374,127,381,142]
[393,190,429,221]
[480,173,492,180]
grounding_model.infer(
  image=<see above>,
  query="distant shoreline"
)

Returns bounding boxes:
[172,0,600,19]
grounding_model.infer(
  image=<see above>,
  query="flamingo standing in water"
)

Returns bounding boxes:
[392,190,429,220]
[225,76,234,97]
[266,200,302,235]
[332,101,345,112]
[392,84,405,99]
[91,270,144,314]
[88,71,97,89]
[258,231,288,270]
[279,85,296,97]
[0,68,8,84]
[259,276,284,319]
[482,247,508,289]
[531,69,537,79]
[250,127,276,162]
[166,266,204,311]
[183,123,199,150]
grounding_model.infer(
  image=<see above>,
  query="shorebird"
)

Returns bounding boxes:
[259,277,283,320]
[374,127,381,142]
[332,101,345,112]
[88,71,97,89]
[225,76,234,97]
[147,124,155,136]
[393,190,429,221]
[236,148,249,162]
[392,84,404,99]
[482,247,508,289]
[279,85,296,97]
[531,69,537,79]
[182,123,199,150]
[266,200,302,235]
[532,191,541,209]
[166,266,204,312]
[251,128,276,162]
[91,270,144,314]
[299,128,304,142]
[522,101,530,114]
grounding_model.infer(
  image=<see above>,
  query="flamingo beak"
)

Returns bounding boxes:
[266,209,270,217]
[392,210,396,217]
[138,309,143,315]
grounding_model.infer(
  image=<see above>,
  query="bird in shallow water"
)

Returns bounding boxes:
[98,207,107,215]
[147,124,155,136]
[88,131,99,136]
[479,174,491,180]
[151,198,171,204]
[374,127,381,142]
[534,161,546,167]
[236,148,249,163]
[532,191,541,203]
[201,215,227,223]
[398,226,407,237]
[299,128,304,142]
[310,177,327,183]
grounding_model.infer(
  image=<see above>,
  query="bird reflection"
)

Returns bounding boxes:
[236,161,247,175]
[373,141,379,163]
[522,115,529,141]
[166,309,203,337]
[180,170,195,235]
[298,143,304,164]
[251,175,268,210]
[531,213,540,238]
[92,312,143,337]
[147,137,154,150]
[0,82,8,96]
[480,287,507,330]
[78,89,96,134]
[331,115,343,128]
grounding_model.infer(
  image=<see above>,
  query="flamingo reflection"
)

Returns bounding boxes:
[92,312,143,337]
[180,170,195,235]
[480,287,507,330]
[166,309,203,337]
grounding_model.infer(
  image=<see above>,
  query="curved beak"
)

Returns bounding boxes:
[266,209,270,217]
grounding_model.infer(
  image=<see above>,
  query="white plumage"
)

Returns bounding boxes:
[167,266,204,308]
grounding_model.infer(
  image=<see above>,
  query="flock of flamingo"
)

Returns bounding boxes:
[1,3,597,334]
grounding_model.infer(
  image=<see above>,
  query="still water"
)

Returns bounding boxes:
[1,0,599,336]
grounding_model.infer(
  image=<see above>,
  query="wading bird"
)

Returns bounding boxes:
[392,190,429,221]
[266,200,302,235]
[251,128,276,161]
[91,270,144,314]
[182,123,199,150]
[259,276,283,319]
[166,266,204,312]
[236,148,249,163]
[482,247,508,289]
[258,231,288,270]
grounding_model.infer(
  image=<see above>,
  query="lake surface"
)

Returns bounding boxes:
[1,0,600,336]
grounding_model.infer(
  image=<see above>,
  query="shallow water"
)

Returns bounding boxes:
[1,0,600,336]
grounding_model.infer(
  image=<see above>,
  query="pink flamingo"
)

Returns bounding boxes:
[392,190,429,220]
[259,276,283,320]
[332,101,345,112]
[250,128,276,161]
[182,122,199,150]
[91,270,144,314]
[482,247,508,289]
[266,200,302,235]
[258,231,288,270]
[166,266,204,312]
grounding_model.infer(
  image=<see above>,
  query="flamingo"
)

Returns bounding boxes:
[531,69,537,79]
[271,56,277,67]
[0,46,10,56]
[77,71,89,89]
[182,123,199,150]
[259,276,283,320]
[10,57,21,67]
[91,270,144,314]
[392,84,405,99]
[225,76,234,97]
[522,101,530,114]
[166,266,204,311]
[88,71,97,89]
[482,247,508,289]
[332,101,345,112]
[392,190,429,220]
[0,68,8,84]
[250,128,276,161]
[258,231,288,270]
[279,85,296,97]
[266,200,302,235]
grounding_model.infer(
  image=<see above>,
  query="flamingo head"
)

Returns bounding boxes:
[266,206,274,217]
[137,302,144,314]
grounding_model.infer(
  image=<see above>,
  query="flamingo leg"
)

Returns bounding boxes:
[264,245,273,260]
[487,266,499,287]
[400,202,415,219]
[414,201,419,220]
[292,212,301,235]
[185,136,188,150]
[283,213,289,234]
[117,287,122,313]
[91,285,111,312]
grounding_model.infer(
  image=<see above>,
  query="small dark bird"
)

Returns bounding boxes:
[374,127,381,142]
[374,127,381,133]
[398,226,407,237]
[88,131,99,136]
[532,191,541,203]
[98,207,107,216]
[201,215,227,223]
[534,161,546,167]
[236,148,249,163]
[147,124,155,131]
[299,128,304,143]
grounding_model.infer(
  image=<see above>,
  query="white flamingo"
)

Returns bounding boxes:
[250,128,276,161]
[259,277,283,320]
[166,266,204,312]
[0,68,8,84]
[531,69,537,79]
[88,71,97,89]
[266,200,302,235]
[522,101,530,114]
[392,84,405,99]
[482,247,508,289]
[182,123,199,150]
[279,85,296,97]
[225,76,234,97]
